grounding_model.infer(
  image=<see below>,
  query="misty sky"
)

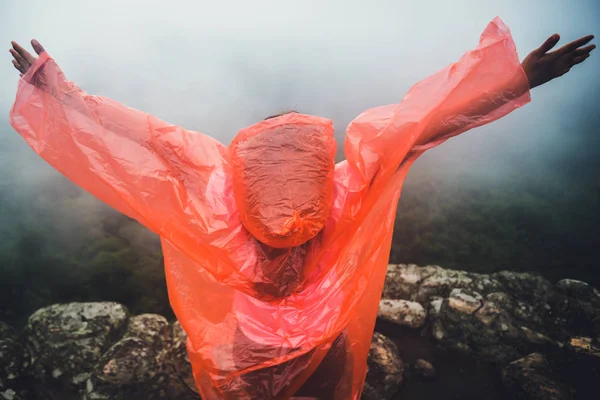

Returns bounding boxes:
[0,0,598,185]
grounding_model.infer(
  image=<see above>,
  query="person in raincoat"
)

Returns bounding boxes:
[9,17,594,400]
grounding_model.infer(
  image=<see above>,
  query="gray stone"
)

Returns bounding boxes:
[86,317,199,400]
[414,359,436,380]
[382,264,435,300]
[566,336,600,358]
[23,302,129,391]
[361,332,404,400]
[502,353,572,400]
[123,314,171,347]
[556,280,600,305]
[10,263,600,399]
[491,271,553,305]
[378,299,427,329]
[383,264,600,363]
[94,337,163,385]
[15,303,201,400]
[383,264,503,304]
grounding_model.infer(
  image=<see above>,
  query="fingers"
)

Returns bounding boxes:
[554,41,594,79]
[552,34,595,58]
[12,59,26,74]
[9,48,30,70]
[11,41,36,64]
[535,34,561,55]
[31,39,45,55]
[558,67,571,77]
[571,54,591,66]
[570,43,596,58]
[9,40,45,76]
[565,42,595,68]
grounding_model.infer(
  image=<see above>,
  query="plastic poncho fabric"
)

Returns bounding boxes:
[10,17,530,399]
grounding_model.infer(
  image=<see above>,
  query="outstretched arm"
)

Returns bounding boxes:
[415,32,595,148]
[9,40,229,238]
[343,18,594,190]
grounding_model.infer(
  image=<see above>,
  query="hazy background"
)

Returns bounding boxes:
[0,0,598,325]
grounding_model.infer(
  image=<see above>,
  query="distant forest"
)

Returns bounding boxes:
[1,137,598,327]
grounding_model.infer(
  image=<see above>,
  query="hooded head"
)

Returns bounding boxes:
[230,112,336,248]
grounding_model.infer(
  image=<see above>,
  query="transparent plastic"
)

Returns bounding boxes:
[10,17,530,399]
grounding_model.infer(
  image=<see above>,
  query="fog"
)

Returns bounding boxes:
[1,0,598,171]
[0,0,598,332]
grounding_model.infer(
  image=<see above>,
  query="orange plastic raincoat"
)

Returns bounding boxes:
[10,17,530,399]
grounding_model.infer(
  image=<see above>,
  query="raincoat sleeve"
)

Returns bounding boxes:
[9,51,229,237]
[344,17,531,190]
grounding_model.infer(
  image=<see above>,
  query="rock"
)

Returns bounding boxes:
[383,264,502,304]
[94,337,163,385]
[543,336,600,399]
[170,322,197,395]
[428,297,444,318]
[0,388,21,400]
[502,353,572,400]
[378,299,427,329]
[383,264,503,304]
[433,288,561,362]
[0,322,30,399]
[447,288,483,314]
[418,269,476,304]
[566,336,600,357]
[85,315,199,400]
[556,280,600,305]
[381,265,600,397]
[361,332,404,400]
[383,265,600,363]
[382,264,435,300]
[549,292,600,338]
[23,302,129,392]
[85,337,169,399]
[17,303,200,400]
[0,323,28,387]
[432,289,491,356]
[8,266,600,399]
[491,271,553,306]
[122,314,170,347]
[414,359,436,380]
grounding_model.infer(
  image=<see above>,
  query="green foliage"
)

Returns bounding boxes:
[0,178,172,327]
[0,147,598,328]
[391,165,599,284]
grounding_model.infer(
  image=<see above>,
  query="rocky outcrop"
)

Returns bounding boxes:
[2,302,404,400]
[2,264,598,400]
[85,314,198,400]
[361,332,404,400]
[380,264,600,363]
[380,264,600,398]
[9,303,198,400]
[24,302,129,395]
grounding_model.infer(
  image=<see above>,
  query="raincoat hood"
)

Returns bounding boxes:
[230,113,336,248]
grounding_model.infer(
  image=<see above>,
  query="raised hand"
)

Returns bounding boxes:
[9,39,45,76]
[522,34,595,89]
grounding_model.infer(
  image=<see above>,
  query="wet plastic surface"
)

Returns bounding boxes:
[11,17,529,399]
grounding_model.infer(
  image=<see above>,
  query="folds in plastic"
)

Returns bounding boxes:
[10,17,530,399]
